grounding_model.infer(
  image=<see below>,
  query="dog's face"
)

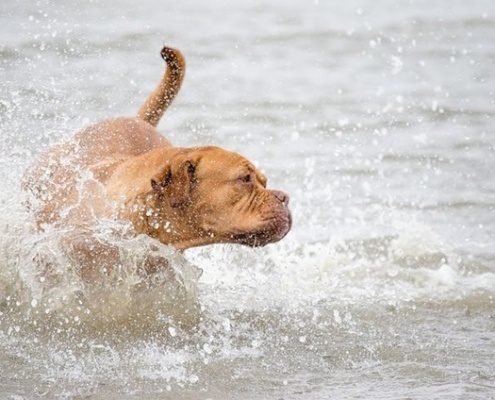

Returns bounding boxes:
[151,146,291,247]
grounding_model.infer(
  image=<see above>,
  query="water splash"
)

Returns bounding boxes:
[0,196,202,337]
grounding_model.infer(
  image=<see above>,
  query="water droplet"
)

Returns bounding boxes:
[203,343,212,354]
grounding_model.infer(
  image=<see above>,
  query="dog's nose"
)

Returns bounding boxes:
[272,190,289,206]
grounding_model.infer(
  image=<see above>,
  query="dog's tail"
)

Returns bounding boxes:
[137,46,186,127]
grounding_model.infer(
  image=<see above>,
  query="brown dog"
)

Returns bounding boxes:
[23,46,291,279]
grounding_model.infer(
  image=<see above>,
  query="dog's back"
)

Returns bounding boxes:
[23,47,185,227]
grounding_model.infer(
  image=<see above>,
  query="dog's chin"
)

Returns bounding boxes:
[231,211,292,247]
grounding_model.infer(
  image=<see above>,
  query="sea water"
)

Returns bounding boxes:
[0,0,494,398]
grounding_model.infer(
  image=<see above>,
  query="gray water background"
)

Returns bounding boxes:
[1,0,495,399]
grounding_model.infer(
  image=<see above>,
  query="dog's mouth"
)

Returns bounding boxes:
[231,210,292,247]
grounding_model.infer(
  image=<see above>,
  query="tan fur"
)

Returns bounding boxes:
[23,46,291,281]
[137,47,186,127]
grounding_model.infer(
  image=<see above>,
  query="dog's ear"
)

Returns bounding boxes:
[151,157,197,208]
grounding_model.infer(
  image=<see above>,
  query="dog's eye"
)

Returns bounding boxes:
[238,174,252,183]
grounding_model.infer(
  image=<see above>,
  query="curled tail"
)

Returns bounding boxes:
[137,46,186,127]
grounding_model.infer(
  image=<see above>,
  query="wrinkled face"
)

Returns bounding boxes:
[192,147,292,246]
[152,146,292,247]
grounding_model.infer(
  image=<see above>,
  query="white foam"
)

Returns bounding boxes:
[190,219,495,314]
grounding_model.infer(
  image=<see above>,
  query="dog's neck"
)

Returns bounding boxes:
[121,190,216,250]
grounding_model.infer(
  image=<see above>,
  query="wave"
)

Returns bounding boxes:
[191,219,495,315]
[1,185,494,339]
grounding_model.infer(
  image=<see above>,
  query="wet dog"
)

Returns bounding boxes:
[23,46,291,280]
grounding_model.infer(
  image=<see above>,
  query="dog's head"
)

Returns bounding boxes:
[150,146,291,248]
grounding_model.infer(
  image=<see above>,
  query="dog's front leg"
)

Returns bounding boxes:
[61,230,120,283]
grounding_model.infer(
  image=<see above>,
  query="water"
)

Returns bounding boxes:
[1,0,495,398]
